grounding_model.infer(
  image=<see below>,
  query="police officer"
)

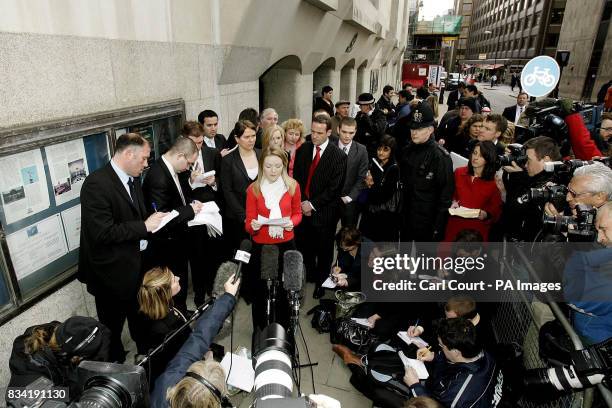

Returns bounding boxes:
[400,101,454,242]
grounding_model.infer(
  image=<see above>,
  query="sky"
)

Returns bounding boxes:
[420,0,454,20]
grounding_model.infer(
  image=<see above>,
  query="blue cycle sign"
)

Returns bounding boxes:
[521,56,560,97]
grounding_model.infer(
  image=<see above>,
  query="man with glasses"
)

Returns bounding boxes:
[545,162,612,217]
[143,136,204,312]
[598,112,612,154]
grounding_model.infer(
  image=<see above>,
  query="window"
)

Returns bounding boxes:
[545,33,560,47]
[550,8,565,24]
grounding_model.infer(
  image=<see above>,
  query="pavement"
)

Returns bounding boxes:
[436,83,519,120]
[123,282,374,407]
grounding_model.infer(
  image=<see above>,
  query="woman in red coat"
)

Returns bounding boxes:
[245,147,302,332]
[444,141,502,242]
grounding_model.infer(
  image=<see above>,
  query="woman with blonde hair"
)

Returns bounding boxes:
[134,266,186,387]
[151,275,240,408]
[281,118,305,176]
[245,147,302,332]
[262,124,285,151]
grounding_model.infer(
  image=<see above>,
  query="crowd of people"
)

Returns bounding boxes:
[7,80,612,408]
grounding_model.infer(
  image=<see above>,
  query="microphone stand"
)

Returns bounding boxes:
[138,297,215,367]
[267,279,277,326]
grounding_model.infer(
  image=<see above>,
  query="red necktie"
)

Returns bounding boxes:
[305,146,321,198]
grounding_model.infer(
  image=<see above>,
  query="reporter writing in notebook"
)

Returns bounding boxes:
[245,147,302,331]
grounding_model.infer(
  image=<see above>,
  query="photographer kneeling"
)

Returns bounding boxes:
[9,317,111,395]
[151,275,239,408]
[501,136,561,241]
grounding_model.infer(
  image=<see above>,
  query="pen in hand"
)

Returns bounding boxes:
[152,202,158,212]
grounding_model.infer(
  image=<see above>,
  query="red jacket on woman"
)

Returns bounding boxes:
[245,182,303,244]
[444,166,502,242]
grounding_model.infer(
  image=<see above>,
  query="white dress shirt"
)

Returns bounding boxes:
[515,104,526,124]
[162,155,186,205]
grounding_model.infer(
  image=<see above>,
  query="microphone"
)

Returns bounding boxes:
[261,245,279,326]
[232,239,252,284]
[261,245,279,281]
[283,250,304,326]
[212,261,239,299]
[283,250,304,293]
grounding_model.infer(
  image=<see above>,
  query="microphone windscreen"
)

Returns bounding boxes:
[212,261,239,298]
[260,245,279,281]
[283,250,304,292]
[239,239,252,253]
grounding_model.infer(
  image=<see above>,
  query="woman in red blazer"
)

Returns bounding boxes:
[245,147,302,332]
[444,141,502,242]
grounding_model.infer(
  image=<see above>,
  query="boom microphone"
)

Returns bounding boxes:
[212,261,239,299]
[232,239,252,284]
[283,250,304,292]
[261,245,279,281]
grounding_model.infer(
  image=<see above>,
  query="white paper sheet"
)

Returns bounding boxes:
[6,214,68,279]
[257,215,290,226]
[0,149,50,224]
[322,276,337,289]
[61,204,81,251]
[398,351,429,379]
[152,210,179,233]
[451,151,469,170]
[448,206,480,218]
[191,170,216,189]
[397,331,429,349]
[45,139,89,205]
[351,318,374,328]
[220,353,254,392]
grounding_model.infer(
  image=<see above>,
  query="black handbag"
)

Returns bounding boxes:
[368,164,402,214]
[332,317,379,354]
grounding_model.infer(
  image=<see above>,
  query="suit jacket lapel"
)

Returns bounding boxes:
[159,160,184,202]
[106,163,141,215]
[234,150,249,180]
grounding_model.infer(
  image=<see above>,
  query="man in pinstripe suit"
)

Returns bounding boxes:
[294,115,347,298]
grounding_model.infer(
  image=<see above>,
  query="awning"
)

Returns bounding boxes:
[478,63,505,69]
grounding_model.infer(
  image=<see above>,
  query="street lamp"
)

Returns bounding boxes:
[484,29,502,84]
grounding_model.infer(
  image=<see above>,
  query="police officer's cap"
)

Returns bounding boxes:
[409,101,436,129]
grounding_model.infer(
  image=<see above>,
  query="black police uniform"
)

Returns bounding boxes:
[400,103,454,242]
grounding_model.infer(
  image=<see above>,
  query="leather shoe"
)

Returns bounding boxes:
[332,344,363,367]
[312,286,324,299]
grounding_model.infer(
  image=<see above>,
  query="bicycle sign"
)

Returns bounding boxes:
[521,55,560,97]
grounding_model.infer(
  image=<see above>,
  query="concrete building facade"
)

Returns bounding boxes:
[0,0,409,390]
[556,0,612,101]
[462,0,566,78]
[448,0,474,73]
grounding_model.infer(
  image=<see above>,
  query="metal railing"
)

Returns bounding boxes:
[491,243,612,408]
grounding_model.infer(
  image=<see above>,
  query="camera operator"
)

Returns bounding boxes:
[501,136,561,241]
[8,317,111,396]
[544,162,612,218]
[563,201,612,345]
[524,98,603,160]
[151,275,239,408]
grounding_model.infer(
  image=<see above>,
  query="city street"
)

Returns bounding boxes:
[437,83,519,120]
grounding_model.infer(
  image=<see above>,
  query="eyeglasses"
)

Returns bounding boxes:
[598,127,612,132]
[567,187,592,198]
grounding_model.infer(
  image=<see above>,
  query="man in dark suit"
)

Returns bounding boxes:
[78,133,167,363]
[293,115,347,298]
[143,137,203,312]
[337,117,368,227]
[446,82,465,110]
[181,121,223,304]
[502,92,529,125]
[197,109,229,155]
[355,92,388,158]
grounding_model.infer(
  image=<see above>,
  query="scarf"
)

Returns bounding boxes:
[261,177,288,239]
